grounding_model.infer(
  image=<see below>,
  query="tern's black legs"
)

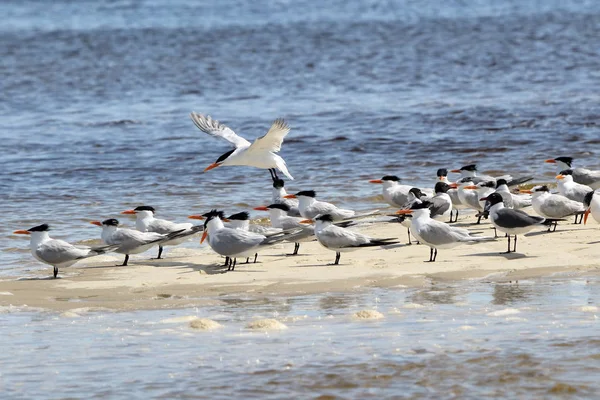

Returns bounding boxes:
[293,243,300,255]
[449,209,459,223]
[254,253,258,263]
[334,252,341,265]
[502,235,518,253]
[407,228,412,245]
[152,246,164,259]
[227,257,237,271]
[268,168,280,182]
[119,254,129,266]
[427,247,438,262]
[53,266,58,278]
[574,214,583,224]
[547,221,559,232]
[224,256,230,266]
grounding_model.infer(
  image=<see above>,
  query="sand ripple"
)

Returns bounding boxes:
[245,319,287,330]
[189,318,222,330]
[352,310,384,320]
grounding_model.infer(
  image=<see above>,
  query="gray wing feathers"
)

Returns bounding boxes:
[189,113,250,147]
[495,209,544,228]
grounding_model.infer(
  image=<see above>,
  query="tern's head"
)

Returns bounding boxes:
[434,182,456,194]
[583,190,595,208]
[254,204,290,215]
[272,179,285,189]
[532,185,550,195]
[13,223,50,236]
[451,164,477,175]
[227,211,250,221]
[204,149,235,173]
[496,178,508,188]
[408,187,425,199]
[369,175,400,186]
[121,205,155,217]
[285,190,316,200]
[556,169,574,182]
[480,192,503,207]
[545,156,573,170]
[314,214,334,224]
[478,181,495,189]
[395,201,431,217]
[436,168,448,179]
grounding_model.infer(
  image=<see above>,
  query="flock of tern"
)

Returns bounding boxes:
[13,114,600,278]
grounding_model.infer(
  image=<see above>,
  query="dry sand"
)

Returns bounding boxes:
[1,213,599,312]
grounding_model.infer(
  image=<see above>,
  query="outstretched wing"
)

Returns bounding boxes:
[189,113,251,148]
[247,118,290,154]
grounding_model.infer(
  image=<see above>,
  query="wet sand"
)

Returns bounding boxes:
[2,214,599,312]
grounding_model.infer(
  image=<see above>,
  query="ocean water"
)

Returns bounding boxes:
[1,277,599,398]
[2,0,600,273]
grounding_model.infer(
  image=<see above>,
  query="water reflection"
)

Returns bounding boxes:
[490,283,532,305]
[407,285,459,305]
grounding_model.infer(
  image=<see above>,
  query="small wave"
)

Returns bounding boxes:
[86,119,141,127]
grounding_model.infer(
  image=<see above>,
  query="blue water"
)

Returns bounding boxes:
[2,278,599,398]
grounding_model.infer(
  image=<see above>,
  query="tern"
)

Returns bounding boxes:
[457,178,491,223]
[481,193,552,253]
[121,206,200,259]
[451,164,533,187]
[493,178,531,209]
[370,175,432,208]
[397,202,494,262]
[463,181,496,216]
[583,190,600,225]
[429,182,456,221]
[226,211,282,263]
[521,185,586,229]
[437,168,463,222]
[200,210,300,271]
[13,224,119,278]
[555,170,593,203]
[301,214,398,265]
[284,190,355,221]
[272,178,300,216]
[253,203,316,255]
[90,219,190,266]
[190,113,293,181]
[545,157,600,189]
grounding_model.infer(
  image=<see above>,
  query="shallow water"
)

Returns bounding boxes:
[2,0,600,275]
[1,277,599,398]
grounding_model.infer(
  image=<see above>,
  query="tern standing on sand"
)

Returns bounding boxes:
[13,224,119,278]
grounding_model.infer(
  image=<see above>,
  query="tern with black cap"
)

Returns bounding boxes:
[13,224,119,278]
[545,157,600,189]
[284,190,355,221]
[555,170,593,203]
[190,113,293,182]
[521,185,586,229]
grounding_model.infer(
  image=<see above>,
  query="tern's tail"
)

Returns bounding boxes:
[84,244,121,258]
[274,155,294,180]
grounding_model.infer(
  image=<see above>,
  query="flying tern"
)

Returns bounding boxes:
[190,113,293,181]
[121,205,200,259]
[301,214,398,265]
[13,224,119,278]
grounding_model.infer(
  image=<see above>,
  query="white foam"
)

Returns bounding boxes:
[245,319,287,331]
[189,318,223,330]
[487,308,520,317]
[352,310,384,320]
[160,316,198,324]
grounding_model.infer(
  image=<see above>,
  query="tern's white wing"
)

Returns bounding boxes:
[36,239,90,265]
[148,218,193,235]
[190,113,251,148]
[247,118,290,153]
[318,225,370,249]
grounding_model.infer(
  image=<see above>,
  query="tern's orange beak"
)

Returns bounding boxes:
[283,194,297,199]
[556,174,565,180]
[450,169,461,173]
[13,230,30,235]
[222,218,230,222]
[584,208,591,225]
[90,221,102,226]
[300,219,313,224]
[121,209,136,215]
[253,206,269,211]
[519,190,533,194]
[369,179,383,184]
[396,210,413,215]
[449,183,458,189]
[188,215,205,220]
[204,163,220,172]
[545,159,556,164]
[464,185,479,190]
[200,230,208,243]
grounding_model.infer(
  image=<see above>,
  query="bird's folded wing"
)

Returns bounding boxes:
[247,118,290,153]
[320,226,369,248]
[190,112,251,148]
[150,219,192,235]
[37,240,89,264]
